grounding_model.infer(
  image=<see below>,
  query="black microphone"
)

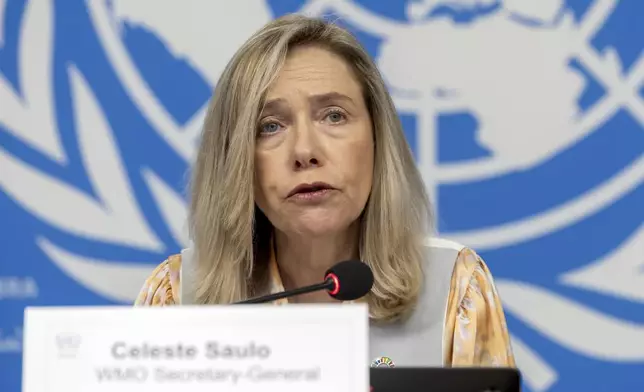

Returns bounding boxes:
[236,260,374,304]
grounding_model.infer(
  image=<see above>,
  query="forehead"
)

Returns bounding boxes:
[265,45,362,101]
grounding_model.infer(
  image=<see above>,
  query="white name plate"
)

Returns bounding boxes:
[22,305,368,392]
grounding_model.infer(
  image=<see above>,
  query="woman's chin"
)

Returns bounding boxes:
[287,216,352,237]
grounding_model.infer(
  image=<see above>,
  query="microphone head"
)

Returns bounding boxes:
[324,260,374,301]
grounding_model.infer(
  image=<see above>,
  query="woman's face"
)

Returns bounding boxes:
[254,45,374,237]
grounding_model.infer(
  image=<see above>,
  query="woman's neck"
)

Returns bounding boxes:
[273,223,360,303]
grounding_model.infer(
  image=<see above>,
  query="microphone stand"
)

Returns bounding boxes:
[237,278,335,304]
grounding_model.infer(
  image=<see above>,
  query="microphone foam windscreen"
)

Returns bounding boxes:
[325,260,374,301]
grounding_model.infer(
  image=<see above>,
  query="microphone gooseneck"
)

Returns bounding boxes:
[237,278,335,304]
[236,259,373,304]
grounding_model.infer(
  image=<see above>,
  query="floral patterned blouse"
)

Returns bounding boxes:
[135,246,516,367]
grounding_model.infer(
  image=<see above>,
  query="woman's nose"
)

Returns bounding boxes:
[291,119,322,170]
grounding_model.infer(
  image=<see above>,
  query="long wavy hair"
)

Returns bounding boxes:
[190,14,431,322]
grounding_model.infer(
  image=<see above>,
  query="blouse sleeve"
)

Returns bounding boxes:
[443,248,516,367]
[134,255,182,306]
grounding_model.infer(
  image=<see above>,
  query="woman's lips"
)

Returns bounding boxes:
[288,188,335,204]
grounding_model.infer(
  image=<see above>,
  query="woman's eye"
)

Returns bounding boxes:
[260,122,281,134]
[325,111,346,124]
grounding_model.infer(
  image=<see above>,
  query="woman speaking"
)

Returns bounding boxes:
[135,14,515,368]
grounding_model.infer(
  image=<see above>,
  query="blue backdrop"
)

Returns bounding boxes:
[1,1,643,391]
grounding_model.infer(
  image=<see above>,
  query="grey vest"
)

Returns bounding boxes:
[180,237,462,367]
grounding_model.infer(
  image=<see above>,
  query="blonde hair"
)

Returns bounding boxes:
[190,14,431,322]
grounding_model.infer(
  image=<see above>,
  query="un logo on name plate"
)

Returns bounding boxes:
[0,1,643,392]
